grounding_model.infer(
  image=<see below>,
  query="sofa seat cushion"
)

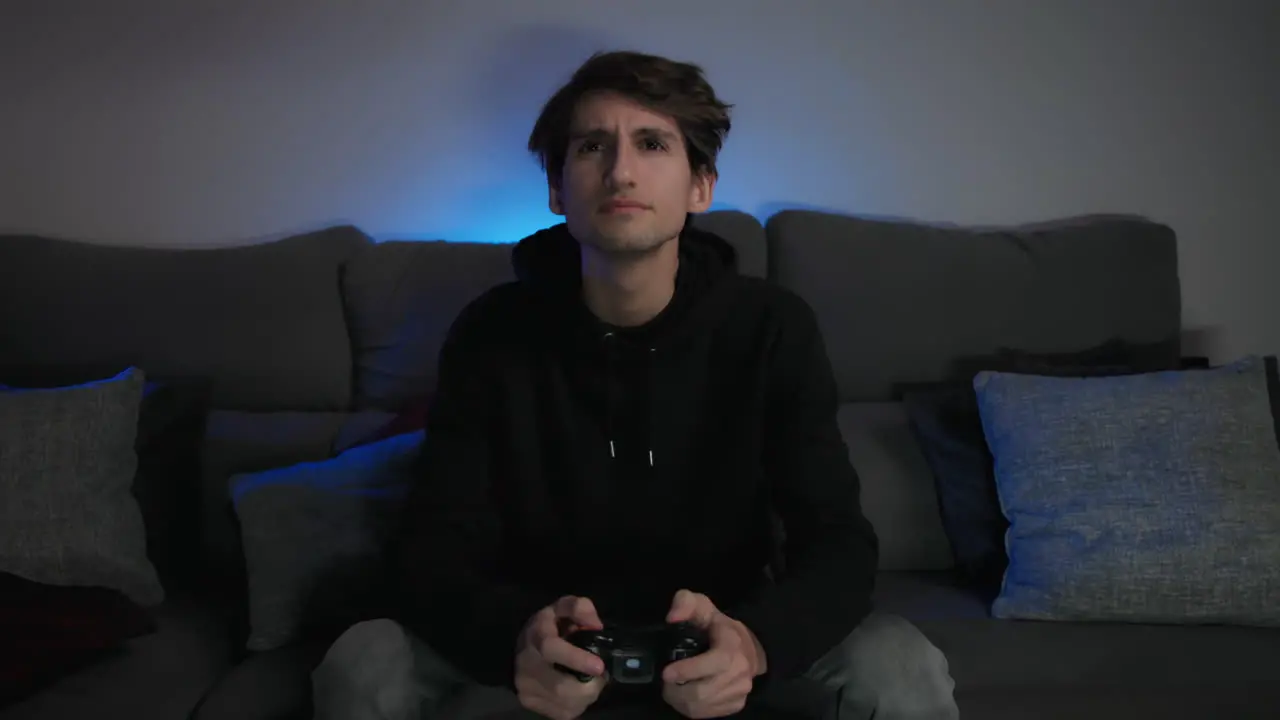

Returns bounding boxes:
[192,637,331,720]
[0,590,232,720]
[874,572,1280,693]
[956,686,1280,720]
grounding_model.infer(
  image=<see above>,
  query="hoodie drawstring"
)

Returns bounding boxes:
[647,347,656,467]
[601,331,655,468]
[603,332,616,459]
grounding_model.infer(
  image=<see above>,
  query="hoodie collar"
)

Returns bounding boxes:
[511,219,739,347]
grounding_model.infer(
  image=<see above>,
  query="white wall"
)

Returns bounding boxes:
[1,0,1276,358]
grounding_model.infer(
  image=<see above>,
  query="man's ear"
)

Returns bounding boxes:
[548,178,565,216]
[687,169,717,214]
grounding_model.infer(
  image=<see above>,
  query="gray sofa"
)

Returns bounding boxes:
[1,210,1277,720]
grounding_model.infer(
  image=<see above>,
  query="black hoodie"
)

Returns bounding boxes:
[390,222,879,689]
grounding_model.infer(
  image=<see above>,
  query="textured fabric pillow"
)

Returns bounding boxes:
[0,367,164,606]
[901,338,1185,595]
[902,383,1009,594]
[974,356,1280,625]
[231,430,422,651]
[0,572,156,708]
[0,369,211,586]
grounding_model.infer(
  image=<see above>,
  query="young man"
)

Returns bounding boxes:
[313,51,958,719]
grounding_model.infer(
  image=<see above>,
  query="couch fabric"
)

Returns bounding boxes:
[976,356,1280,626]
[3,209,1278,720]
[765,211,1182,401]
[0,225,372,410]
[0,368,163,606]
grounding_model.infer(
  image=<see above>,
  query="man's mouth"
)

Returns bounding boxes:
[600,199,650,213]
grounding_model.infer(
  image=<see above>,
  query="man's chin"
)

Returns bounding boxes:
[584,232,672,257]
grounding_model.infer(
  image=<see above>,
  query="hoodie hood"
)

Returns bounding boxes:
[508,220,741,469]
[511,220,738,314]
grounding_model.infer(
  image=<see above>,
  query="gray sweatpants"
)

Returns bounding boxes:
[311,613,958,720]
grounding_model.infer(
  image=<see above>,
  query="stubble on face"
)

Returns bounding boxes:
[556,93,703,258]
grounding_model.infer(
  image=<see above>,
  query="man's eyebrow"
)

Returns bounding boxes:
[569,127,680,142]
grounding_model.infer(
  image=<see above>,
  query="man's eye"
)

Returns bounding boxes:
[643,139,667,151]
[578,142,603,154]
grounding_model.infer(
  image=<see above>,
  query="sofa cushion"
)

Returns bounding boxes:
[0,590,232,720]
[764,211,1182,401]
[232,431,421,652]
[343,211,767,410]
[191,637,330,720]
[900,338,1187,595]
[974,356,1280,626]
[689,209,767,279]
[838,403,951,571]
[873,571,1280,694]
[0,368,163,606]
[0,225,371,411]
[197,410,365,643]
[955,687,1280,720]
[332,410,400,454]
[130,379,212,590]
[0,573,156,709]
[342,240,513,410]
[0,368,211,591]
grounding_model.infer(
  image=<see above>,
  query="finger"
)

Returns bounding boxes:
[521,607,561,652]
[666,672,753,718]
[537,635,605,678]
[552,595,603,630]
[667,589,717,626]
[707,615,743,652]
[548,668,607,699]
[663,646,733,685]
[666,589,698,624]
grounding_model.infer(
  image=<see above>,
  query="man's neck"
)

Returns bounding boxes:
[580,239,679,328]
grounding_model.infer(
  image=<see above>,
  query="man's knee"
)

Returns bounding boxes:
[812,613,957,719]
[312,619,436,720]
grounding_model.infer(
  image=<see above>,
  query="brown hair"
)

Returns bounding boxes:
[527,50,733,187]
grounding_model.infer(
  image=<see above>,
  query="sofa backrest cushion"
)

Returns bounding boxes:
[765,211,1183,401]
[840,402,954,571]
[0,225,371,411]
[343,210,767,410]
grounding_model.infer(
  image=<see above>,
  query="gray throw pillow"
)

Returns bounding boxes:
[0,367,164,606]
[973,356,1280,625]
[231,429,421,651]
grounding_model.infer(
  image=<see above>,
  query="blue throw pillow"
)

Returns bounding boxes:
[230,429,423,651]
[973,356,1280,626]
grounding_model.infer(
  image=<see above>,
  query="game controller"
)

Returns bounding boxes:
[554,622,711,685]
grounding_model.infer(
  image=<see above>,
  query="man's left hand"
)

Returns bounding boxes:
[660,589,768,719]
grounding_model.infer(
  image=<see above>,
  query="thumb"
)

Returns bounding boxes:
[573,597,603,630]
[666,589,701,624]
[554,595,603,630]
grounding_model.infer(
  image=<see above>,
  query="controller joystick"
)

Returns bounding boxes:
[554,622,710,685]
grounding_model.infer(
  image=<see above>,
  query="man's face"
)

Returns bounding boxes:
[551,92,715,255]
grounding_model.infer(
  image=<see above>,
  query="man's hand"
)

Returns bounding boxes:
[661,589,768,719]
[514,596,609,720]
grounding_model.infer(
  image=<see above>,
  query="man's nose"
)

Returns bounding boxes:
[605,144,637,187]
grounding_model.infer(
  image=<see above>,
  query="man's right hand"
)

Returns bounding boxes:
[514,595,608,720]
